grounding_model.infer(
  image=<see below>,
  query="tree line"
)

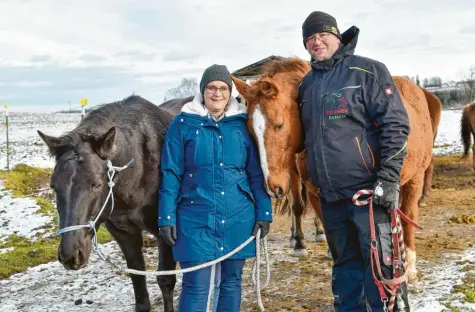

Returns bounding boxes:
[163,67,475,108]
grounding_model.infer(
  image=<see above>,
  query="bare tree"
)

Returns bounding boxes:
[460,66,475,104]
[164,78,199,101]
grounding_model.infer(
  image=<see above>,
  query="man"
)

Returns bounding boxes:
[298,11,411,311]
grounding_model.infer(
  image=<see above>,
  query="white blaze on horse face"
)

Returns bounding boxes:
[252,105,270,188]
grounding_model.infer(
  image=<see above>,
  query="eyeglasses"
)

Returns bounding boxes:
[306,32,330,45]
[205,85,229,94]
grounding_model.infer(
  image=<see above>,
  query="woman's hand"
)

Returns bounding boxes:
[252,221,271,238]
[159,225,177,246]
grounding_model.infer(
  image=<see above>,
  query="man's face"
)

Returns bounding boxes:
[305,32,341,62]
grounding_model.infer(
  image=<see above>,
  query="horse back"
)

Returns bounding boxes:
[392,76,433,185]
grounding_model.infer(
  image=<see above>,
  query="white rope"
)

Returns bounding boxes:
[55,157,270,312]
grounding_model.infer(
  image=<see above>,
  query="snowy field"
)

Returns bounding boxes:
[0,109,474,312]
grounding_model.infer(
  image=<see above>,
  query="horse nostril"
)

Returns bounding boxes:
[276,186,283,197]
[75,249,83,266]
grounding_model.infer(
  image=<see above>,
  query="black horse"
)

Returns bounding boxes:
[38,95,189,312]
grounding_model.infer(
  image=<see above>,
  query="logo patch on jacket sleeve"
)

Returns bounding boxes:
[385,87,393,95]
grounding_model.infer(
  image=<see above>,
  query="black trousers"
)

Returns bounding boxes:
[321,198,410,312]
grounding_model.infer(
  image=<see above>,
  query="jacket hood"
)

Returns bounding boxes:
[181,94,247,117]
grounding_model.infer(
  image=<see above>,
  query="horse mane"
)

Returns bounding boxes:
[261,57,311,79]
[249,57,311,100]
[52,95,161,158]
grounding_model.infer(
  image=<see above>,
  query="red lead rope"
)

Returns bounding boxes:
[352,189,423,312]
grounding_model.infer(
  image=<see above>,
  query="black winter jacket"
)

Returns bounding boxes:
[298,26,410,203]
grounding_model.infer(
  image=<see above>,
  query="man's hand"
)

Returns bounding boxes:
[372,178,400,211]
[159,225,177,246]
[252,221,271,238]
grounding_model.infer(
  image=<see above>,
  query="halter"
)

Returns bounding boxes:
[56,159,134,260]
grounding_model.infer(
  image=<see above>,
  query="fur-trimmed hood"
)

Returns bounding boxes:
[181,94,247,117]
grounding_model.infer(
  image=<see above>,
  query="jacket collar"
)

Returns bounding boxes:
[311,26,360,71]
[181,94,247,119]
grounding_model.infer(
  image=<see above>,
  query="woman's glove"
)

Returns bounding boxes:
[252,221,271,238]
[159,225,177,246]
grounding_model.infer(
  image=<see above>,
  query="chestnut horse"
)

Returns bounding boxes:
[461,103,475,169]
[233,57,441,280]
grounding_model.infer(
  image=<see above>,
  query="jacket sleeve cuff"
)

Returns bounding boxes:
[255,198,273,221]
[158,195,177,226]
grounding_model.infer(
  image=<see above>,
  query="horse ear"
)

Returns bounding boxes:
[231,76,252,101]
[92,127,117,158]
[37,130,61,155]
[257,81,278,98]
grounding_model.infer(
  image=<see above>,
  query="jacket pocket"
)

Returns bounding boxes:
[377,222,393,267]
[237,180,255,203]
[354,134,374,173]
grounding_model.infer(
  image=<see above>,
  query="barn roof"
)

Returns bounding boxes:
[231,55,286,80]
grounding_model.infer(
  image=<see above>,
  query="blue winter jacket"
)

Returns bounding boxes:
[158,95,273,262]
[298,26,410,203]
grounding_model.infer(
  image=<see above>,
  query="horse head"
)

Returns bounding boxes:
[232,57,310,198]
[37,126,119,270]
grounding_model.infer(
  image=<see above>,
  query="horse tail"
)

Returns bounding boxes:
[461,105,473,159]
[421,88,442,142]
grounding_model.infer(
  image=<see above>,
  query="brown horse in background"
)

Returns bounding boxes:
[460,103,475,169]
[233,57,441,281]
[419,89,442,205]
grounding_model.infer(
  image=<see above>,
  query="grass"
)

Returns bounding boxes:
[434,143,453,149]
[0,164,52,197]
[0,164,114,279]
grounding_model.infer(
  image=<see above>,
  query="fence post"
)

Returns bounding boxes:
[4,104,9,171]
[80,98,88,120]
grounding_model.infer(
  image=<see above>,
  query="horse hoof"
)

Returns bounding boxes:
[135,303,151,312]
[326,249,333,260]
[288,239,296,248]
[315,234,327,242]
[293,248,308,257]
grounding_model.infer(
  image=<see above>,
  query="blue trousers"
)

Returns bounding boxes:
[321,198,410,312]
[178,259,245,312]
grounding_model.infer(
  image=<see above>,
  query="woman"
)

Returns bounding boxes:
[158,64,273,311]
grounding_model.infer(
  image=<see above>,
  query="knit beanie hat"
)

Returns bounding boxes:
[199,64,233,95]
[302,11,341,47]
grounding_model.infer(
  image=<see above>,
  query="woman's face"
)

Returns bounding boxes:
[203,80,230,116]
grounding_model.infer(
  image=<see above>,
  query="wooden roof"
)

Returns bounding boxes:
[231,55,286,80]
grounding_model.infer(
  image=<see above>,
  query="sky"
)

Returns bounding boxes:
[0,0,474,112]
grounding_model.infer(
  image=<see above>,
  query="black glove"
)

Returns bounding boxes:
[372,178,400,211]
[252,221,271,238]
[159,225,177,246]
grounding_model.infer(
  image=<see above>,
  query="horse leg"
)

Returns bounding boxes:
[289,213,296,248]
[472,137,475,170]
[400,170,424,282]
[104,220,151,312]
[157,237,177,312]
[307,188,325,242]
[290,169,307,257]
[418,156,434,206]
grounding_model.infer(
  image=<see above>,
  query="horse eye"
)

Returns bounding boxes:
[276,123,284,130]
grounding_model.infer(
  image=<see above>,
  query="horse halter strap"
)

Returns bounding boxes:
[352,189,423,312]
[56,159,135,260]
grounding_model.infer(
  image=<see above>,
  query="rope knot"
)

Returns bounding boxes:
[108,181,115,187]
[87,220,96,229]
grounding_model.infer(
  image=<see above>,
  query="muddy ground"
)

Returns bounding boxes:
[235,155,475,311]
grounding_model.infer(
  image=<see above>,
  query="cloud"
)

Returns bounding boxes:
[0,0,474,111]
